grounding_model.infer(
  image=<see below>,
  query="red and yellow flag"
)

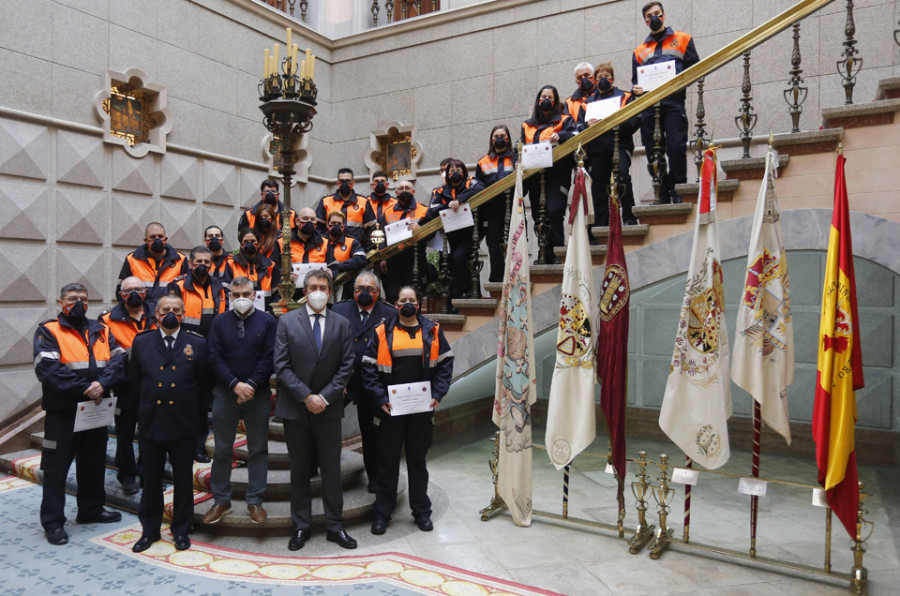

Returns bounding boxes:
[812,153,864,539]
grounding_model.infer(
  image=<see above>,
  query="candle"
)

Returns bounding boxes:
[309,54,315,80]
[300,60,306,81]
[273,44,279,74]
[264,48,270,77]
[291,44,298,76]
[286,27,292,52]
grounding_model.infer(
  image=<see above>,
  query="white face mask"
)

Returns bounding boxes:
[232,297,254,316]
[307,290,328,312]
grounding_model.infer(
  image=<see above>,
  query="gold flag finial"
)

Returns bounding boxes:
[768,131,774,149]
[575,143,585,168]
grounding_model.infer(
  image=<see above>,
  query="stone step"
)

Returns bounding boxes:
[235,438,290,470]
[631,203,694,224]
[675,178,740,203]
[821,98,900,129]
[483,282,534,299]
[772,128,842,156]
[428,313,467,330]
[877,77,900,100]
[591,224,649,244]
[553,244,607,265]
[450,298,499,317]
[720,154,790,180]
[529,264,564,283]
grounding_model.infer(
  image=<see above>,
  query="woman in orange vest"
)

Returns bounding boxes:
[475,125,517,282]
[521,85,577,263]
[231,228,280,309]
[253,203,281,262]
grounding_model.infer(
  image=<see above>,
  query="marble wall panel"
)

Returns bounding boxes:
[56,245,107,300]
[0,48,53,116]
[0,243,49,302]
[0,178,50,241]
[0,118,50,181]
[201,205,241,252]
[160,153,201,201]
[108,25,160,84]
[203,160,239,207]
[110,192,158,248]
[0,369,42,426]
[537,12,586,67]
[112,150,158,195]
[57,131,105,188]
[55,186,106,245]
[583,0,637,57]
[52,3,108,74]
[0,306,52,366]
[1,0,52,60]
[159,199,200,252]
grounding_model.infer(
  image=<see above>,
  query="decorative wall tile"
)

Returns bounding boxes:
[56,186,106,245]
[203,160,238,207]
[112,150,157,194]
[160,153,200,200]
[0,178,50,240]
[0,243,49,301]
[0,118,50,180]
[57,131,105,188]
[159,199,199,252]
[56,245,105,299]
[202,205,241,250]
[0,306,51,366]
[110,192,158,248]
[0,369,42,426]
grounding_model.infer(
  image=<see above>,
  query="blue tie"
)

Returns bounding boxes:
[313,314,322,353]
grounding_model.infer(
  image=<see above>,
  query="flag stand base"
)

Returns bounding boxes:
[479,431,507,521]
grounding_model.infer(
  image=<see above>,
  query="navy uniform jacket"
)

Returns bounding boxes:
[331,299,397,405]
[129,328,210,442]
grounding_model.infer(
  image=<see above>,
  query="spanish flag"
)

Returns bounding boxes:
[812,153,864,539]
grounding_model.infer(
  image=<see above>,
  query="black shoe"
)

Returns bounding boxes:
[414,516,433,532]
[371,517,388,535]
[76,509,122,524]
[194,451,211,464]
[45,527,68,546]
[120,479,140,496]
[174,535,191,551]
[288,529,311,551]
[132,535,160,553]
[623,217,638,226]
[326,529,358,549]
[367,482,376,494]
[670,191,682,204]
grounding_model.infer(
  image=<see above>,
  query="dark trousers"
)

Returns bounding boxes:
[526,164,572,262]
[114,398,138,483]
[138,436,194,538]
[210,385,270,505]
[479,200,507,282]
[356,396,379,485]
[195,408,210,456]
[373,410,434,520]
[283,415,344,533]
[382,245,424,304]
[40,411,108,531]
[447,229,472,299]
[639,101,689,200]
[588,148,636,227]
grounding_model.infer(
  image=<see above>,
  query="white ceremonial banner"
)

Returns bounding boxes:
[292,262,327,283]
[74,396,117,432]
[385,219,414,246]
[584,97,621,122]
[439,204,475,233]
[388,381,433,416]
[731,149,794,445]
[637,60,676,91]
[521,142,554,169]
[659,149,733,470]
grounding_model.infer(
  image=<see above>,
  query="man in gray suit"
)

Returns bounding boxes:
[274,269,357,550]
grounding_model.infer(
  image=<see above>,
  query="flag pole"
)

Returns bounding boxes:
[683,456,692,543]
[562,464,570,519]
[750,399,761,557]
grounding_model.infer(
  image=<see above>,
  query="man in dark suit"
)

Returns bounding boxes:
[274,269,356,550]
[129,294,209,553]
[331,271,396,492]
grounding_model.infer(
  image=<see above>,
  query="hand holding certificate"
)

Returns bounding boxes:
[292,262,327,282]
[388,381,433,416]
[636,60,676,92]
[385,219,414,246]
[439,204,474,233]
[73,396,117,432]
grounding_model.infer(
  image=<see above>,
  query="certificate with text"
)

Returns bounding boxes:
[522,141,554,170]
[637,60,676,91]
[292,262,327,283]
[584,96,621,122]
[385,219,414,246]
[73,396,117,432]
[439,204,475,233]
[388,381,433,416]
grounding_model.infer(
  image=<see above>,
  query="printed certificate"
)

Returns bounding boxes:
[388,381,433,416]
[439,204,474,233]
[637,60,676,91]
[385,219,414,246]
[522,141,554,169]
[73,396,117,432]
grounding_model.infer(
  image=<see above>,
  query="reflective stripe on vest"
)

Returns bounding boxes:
[288,239,327,264]
[174,279,225,324]
[522,115,571,144]
[40,321,112,372]
[100,312,154,349]
[126,253,185,286]
[321,196,368,227]
[383,203,428,225]
[231,261,274,292]
[374,322,442,374]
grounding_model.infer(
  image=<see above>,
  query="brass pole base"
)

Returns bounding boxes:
[629,524,656,554]
[649,527,674,559]
[479,497,507,521]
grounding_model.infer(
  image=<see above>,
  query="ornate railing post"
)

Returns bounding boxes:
[386,0,394,23]
[469,206,483,298]
[735,51,757,159]
[535,171,550,263]
[837,0,863,105]
[784,22,808,134]
[439,234,451,314]
[299,0,308,21]
[502,189,512,255]
[648,103,667,204]
[371,1,380,26]
[691,77,709,182]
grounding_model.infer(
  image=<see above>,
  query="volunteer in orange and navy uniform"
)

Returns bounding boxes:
[565,62,597,120]
[238,178,297,232]
[366,170,397,226]
[231,228,280,310]
[631,1,699,204]
[424,159,483,308]
[378,179,429,303]
[99,276,157,496]
[324,210,367,281]
[362,286,453,535]
[117,222,188,306]
[204,225,234,289]
[521,85,577,262]
[316,168,376,249]
[578,61,640,228]
[429,158,454,207]
[34,282,128,546]
[284,207,329,265]
[475,125,517,282]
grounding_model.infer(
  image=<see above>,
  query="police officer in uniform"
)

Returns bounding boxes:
[129,294,209,553]
[34,282,128,545]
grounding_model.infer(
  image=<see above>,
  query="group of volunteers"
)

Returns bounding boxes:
[32,0,692,553]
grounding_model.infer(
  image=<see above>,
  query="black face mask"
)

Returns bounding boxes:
[338,181,352,196]
[161,312,180,331]
[263,191,278,206]
[258,218,272,231]
[374,181,387,195]
[493,138,508,152]
[399,303,418,318]
[206,237,222,252]
[149,238,165,253]
[63,301,87,324]
[242,242,257,257]
[580,78,595,93]
[449,172,463,186]
[300,221,315,236]
[649,15,663,31]
[125,290,143,308]
[192,264,209,279]
[539,98,554,112]
[596,77,612,93]
[328,225,343,239]
[396,191,414,206]
[355,289,374,307]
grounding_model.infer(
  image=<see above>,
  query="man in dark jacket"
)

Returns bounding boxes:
[34,282,127,545]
